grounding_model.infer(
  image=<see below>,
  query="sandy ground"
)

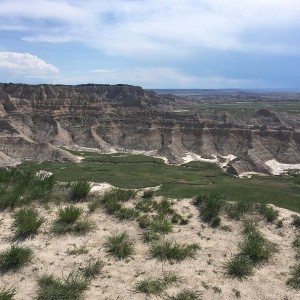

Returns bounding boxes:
[0,185,300,299]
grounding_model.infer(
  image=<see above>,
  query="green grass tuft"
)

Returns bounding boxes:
[164,289,202,300]
[287,263,300,289]
[0,245,33,273]
[105,232,135,260]
[223,255,254,280]
[70,181,91,201]
[149,217,173,234]
[81,259,104,279]
[257,203,279,223]
[134,273,177,296]
[57,206,82,224]
[142,190,155,199]
[150,240,200,263]
[13,208,44,237]
[0,286,17,300]
[292,215,300,228]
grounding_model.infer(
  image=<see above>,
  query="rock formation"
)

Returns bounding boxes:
[0,83,299,175]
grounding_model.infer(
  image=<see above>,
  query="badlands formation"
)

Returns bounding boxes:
[0,83,299,175]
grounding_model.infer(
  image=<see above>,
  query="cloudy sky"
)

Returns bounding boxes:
[0,0,300,88]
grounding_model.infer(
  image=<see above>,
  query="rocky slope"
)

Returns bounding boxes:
[0,83,299,175]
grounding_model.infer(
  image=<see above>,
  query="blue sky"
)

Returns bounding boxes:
[0,0,300,88]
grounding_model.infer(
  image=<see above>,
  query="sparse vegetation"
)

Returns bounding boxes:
[13,207,45,237]
[142,189,155,199]
[164,289,201,300]
[149,216,173,234]
[287,262,300,289]
[0,286,17,300]
[292,215,300,228]
[142,230,161,243]
[57,206,82,224]
[105,232,135,259]
[150,240,200,263]
[81,259,104,279]
[134,273,177,296]
[257,203,279,223]
[0,245,33,273]
[66,246,88,256]
[226,199,253,220]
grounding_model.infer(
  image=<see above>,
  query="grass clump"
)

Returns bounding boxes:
[70,181,91,202]
[239,230,277,266]
[0,245,33,273]
[194,192,224,226]
[293,236,300,249]
[286,263,300,289]
[164,289,201,300]
[135,198,156,213]
[142,230,161,243]
[154,198,174,216]
[223,255,254,280]
[292,215,300,228]
[134,273,177,296]
[257,203,279,223]
[150,240,200,263]
[150,217,173,234]
[115,207,139,220]
[142,190,155,199]
[13,208,44,237]
[81,259,104,279]
[0,286,17,300]
[105,232,135,259]
[226,199,253,220]
[36,272,89,300]
[57,206,82,223]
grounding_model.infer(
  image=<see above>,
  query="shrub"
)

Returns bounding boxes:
[0,245,33,272]
[223,255,254,280]
[286,262,300,289]
[36,272,89,300]
[164,289,202,300]
[81,259,104,279]
[57,206,82,224]
[134,273,177,296]
[13,208,45,237]
[150,240,200,263]
[239,231,277,266]
[292,215,300,228]
[70,181,91,201]
[0,286,17,300]
[105,232,135,259]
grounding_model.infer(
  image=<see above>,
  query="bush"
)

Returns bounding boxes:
[286,262,300,289]
[0,245,33,272]
[70,181,91,201]
[36,272,89,300]
[57,206,82,224]
[150,240,200,263]
[0,286,17,300]
[223,255,254,280]
[134,273,177,296]
[13,208,44,237]
[105,232,135,260]
[239,231,277,266]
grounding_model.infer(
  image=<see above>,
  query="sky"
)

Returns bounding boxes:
[0,0,300,89]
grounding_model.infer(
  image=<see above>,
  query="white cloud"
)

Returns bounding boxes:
[1,1,300,62]
[0,52,59,76]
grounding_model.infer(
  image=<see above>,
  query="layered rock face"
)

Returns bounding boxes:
[0,83,299,175]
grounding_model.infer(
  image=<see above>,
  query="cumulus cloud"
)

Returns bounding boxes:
[0,52,59,76]
[0,0,299,58]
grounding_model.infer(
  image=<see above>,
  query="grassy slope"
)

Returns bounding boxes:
[18,151,300,213]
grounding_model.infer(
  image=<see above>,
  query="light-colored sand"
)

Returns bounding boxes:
[1,184,300,300]
[266,159,300,175]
